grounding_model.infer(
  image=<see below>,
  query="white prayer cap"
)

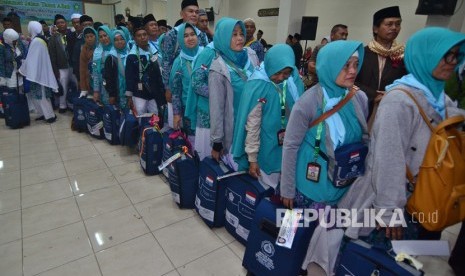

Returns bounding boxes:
[71,13,82,20]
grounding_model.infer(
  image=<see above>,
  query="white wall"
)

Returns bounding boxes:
[84,3,113,26]
[224,0,280,44]
[209,0,428,46]
[305,0,427,48]
[85,0,465,47]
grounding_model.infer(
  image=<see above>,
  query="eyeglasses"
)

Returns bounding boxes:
[444,51,464,64]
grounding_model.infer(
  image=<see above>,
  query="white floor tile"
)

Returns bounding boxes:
[163,270,180,276]
[0,156,20,173]
[228,240,246,261]
[0,142,20,158]
[23,222,93,276]
[0,187,20,214]
[135,194,195,231]
[96,233,174,276]
[20,150,62,170]
[76,185,132,219]
[153,216,225,268]
[59,144,99,161]
[0,210,21,245]
[64,155,108,176]
[69,168,119,195]
[37,255,101,276]
[121,176,171,204]
[56,135,93,150]
[0,170,20,191]
[20,142,58,156]
[84,206,150,252]
[0,135,19,146]
[21,177,73,208]
[177,246,246,276]
[22,197,81,237]
[21,162,68,186]
[214,226,237,244]
[109,162,146,184]
[100,150,139,167]
[0,240,22,276]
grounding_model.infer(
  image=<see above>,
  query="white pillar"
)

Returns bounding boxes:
[140,0,146,16]
[167,0,182,27]
[276,0,306,44]
[425,4,465,32]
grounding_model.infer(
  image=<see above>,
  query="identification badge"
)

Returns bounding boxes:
[277,129,285,146]
[150,55,157,63]
[102,79,106,86]
[138,82,143,91]
[306,162,321,182]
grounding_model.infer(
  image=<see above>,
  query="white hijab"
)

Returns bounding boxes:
[28,21,42,38]
[3,28,19,46]
[19,21,58,90]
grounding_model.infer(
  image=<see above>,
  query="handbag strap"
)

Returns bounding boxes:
[309,85,359,128]
[395,88,465,184]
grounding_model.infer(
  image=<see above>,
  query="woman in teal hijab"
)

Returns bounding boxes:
[92,25,114,104]
[209,17,259,168]
[231,44,304,190]
[341,28,465,243]
[279,40,368,276]
[103,29,129,109]
[169,23,203,144]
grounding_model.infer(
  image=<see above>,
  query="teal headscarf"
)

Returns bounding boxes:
[232,43,304,173]
[213,17,248,68]
[184,42,217,130]
[111,30,129,55]
[404,27,465,98]
[97,25,114,51]
[316,40,364,148]
[316,40,364,97]
[117,26,132,43]
[177,23,200,60]
[386,27,465,119]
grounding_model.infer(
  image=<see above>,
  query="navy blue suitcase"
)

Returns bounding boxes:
[336,239,424,276]
[85,100,104,139]
[119,109,139,147]
[72,97,88,132]
[162,129,186,178]
[2,91,30,129]
[66,81,79,110]
[195,157,234,228]
[243,199,316,276]
[168,151,200,209]
[139,127,164,175]
[225,174,273,245]
[103,104,121,145]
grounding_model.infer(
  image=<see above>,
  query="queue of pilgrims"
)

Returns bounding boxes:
[1,0,465,275]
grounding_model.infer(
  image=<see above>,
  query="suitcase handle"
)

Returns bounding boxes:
[260,218,280,239]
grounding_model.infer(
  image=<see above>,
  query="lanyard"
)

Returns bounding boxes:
[312,97,326,162]
[136,47,152,81]
[272,80,287,128]
[223,56,248,81]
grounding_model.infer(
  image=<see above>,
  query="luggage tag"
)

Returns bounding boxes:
[277,129,285,146]
[276,208,304,249]
[137,82,143,91]
[306,162,321,182]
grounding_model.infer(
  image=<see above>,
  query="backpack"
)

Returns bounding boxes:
[400,89,465,231]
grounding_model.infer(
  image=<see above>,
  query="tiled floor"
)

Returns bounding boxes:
[0,111,459,275]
